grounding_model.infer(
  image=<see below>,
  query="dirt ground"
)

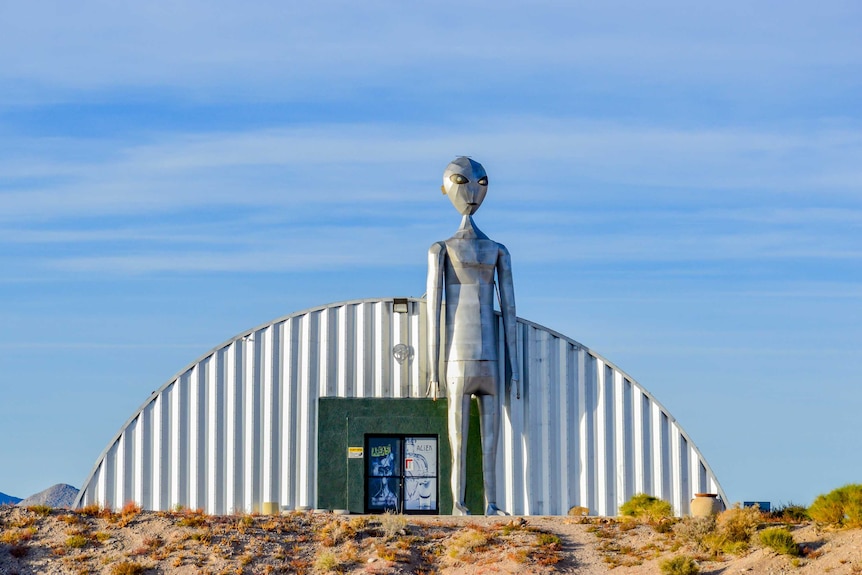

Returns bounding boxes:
[2,505,861,575]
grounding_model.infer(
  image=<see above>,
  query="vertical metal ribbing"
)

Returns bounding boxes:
[564,343,578,511]
[95,459,106,508]
[632,388,645,495]
[355,303,368,398]
[410,303,422,398]
[115,431,126,508]
[102,443,115,508]
[622,379,635,506]
[640,394,652,495]
[337,307,351,398]
[678,434,690,515]
[261,326,275,505]
[577,348,588,509]
[132,414,143,507]
[298,313,314,508]
[170,377,183,509]
[594,358,608,516]
[243,335,258,513]
[539,329,554,515]
[613,371,626,512]
[374,302,388,397]
[525,327,542,514]
[206,355,220,514]
[188,365,200,510]
[517,321,530,514]
[391,305,403,398]
[151,393,163,511]
[142,406,154,508]
[499,316,515,513]
[670,421,682,515]
[318,308,331,398]
[224,343,237,513]
[282,318,300,509]
[651,403,664,501]
[554,339,568,514]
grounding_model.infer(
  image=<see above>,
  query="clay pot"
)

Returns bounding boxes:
[690,493,724,517]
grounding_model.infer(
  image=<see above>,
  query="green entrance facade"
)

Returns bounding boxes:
[317,397,484,514]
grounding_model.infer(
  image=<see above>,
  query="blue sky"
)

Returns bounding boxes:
[1,1,860,507]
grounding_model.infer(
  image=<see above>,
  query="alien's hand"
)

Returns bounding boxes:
[510,376,521,400]
[426,379,440,400]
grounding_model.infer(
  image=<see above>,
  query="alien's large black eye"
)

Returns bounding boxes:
[477,176,488,186]
[449,174,468,185]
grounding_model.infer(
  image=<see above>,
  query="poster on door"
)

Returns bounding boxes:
[367,437,401,510]
[403,437,437,511]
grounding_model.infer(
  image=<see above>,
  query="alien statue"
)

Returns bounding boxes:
[427,156,520,516]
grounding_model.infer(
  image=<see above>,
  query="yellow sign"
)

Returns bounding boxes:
[347,447,364,459]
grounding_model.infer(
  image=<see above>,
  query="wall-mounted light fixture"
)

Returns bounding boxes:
[392,298,409,314]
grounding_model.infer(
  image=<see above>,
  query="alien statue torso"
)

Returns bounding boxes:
[434,221,502,363]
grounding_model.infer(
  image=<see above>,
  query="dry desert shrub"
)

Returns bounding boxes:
[1,526,36,545]
[77,503,103,517]
[26,504,53,517]
[377,511,408,539]
[110,560,146,575]
[808,484,862,528]
[176,508,209,528]
[317,517,354,547]
[531,531,563,566]
[314,549,341,572]
[716,505,761,546]
[660,554,700,575]
[674,516,716,551]
[680,504,763,557]
[446,524,492,560]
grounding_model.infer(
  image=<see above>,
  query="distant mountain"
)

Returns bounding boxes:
[0,491,22,505]
[18,484,79,508]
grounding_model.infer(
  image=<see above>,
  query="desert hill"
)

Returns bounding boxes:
[17,484,79,509]
[0,492,21,506]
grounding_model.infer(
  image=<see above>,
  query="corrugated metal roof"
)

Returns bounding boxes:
[75,297,726,516]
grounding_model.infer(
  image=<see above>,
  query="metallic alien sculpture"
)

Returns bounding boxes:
[427,157,520,516]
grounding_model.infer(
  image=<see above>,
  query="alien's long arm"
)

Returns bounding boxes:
[496,244,521,399]
[426,242,446,398]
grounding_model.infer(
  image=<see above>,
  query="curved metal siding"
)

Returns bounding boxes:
[75,297,726,516]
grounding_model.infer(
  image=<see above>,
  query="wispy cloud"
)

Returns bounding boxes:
[3,121,860,225]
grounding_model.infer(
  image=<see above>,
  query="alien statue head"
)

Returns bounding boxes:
[442,157,488,216]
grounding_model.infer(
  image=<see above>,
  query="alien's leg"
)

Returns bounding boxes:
[477,393,508,516]
[448,383,472,515]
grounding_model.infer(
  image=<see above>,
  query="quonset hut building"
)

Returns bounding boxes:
[74,297,726,516]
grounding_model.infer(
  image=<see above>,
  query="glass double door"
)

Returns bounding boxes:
[365,435,438,514]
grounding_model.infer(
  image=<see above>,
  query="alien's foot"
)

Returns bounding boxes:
[453,503,471,516]
[485,504,509,516]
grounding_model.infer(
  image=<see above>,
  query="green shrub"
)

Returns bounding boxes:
[314,550,340,572]
[759,527,800,556]
[65,534,89,549]
[808,484,862,528]
[660,555,700,575]
[619,493,674,523]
